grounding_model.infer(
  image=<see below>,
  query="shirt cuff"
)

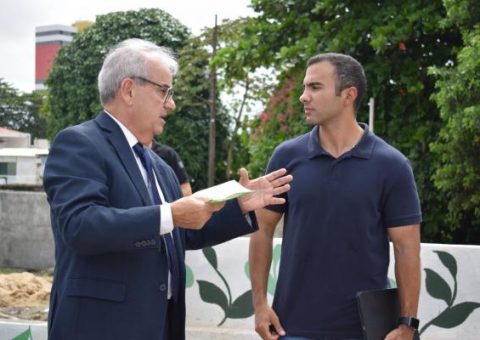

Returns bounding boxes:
[160,203,174,235]
[244,213,253,226]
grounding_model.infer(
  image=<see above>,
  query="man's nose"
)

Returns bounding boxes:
[299,91,309,103]
[164,98,176,111]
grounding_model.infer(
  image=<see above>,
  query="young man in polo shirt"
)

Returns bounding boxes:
[250,53,421,340]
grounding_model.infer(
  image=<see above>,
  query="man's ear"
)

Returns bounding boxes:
[342,86,358,108]
[119,78,135,106]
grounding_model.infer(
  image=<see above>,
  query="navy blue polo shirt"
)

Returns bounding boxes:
[266,123,422,339]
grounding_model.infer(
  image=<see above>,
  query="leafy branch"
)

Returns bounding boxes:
[420,250,480,335]
[197,247,254,326]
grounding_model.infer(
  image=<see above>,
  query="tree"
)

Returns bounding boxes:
[430,0,480,243]
[0,79,23,129]
[218,0,464,242]
[158,34,230,190]
[46,8,190,138]
[211,18,277,179]
[0,79,47,139]
[46,9,230,190]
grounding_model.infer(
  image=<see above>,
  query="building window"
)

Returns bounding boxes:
[0,162,16,175]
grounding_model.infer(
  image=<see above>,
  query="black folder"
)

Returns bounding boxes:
[356,288,420,340]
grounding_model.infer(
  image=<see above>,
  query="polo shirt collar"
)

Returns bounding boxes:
[307,122,376,159]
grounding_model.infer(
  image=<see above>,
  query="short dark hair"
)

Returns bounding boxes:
[307,53,367,112]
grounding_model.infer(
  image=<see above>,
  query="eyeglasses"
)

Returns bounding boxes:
[132,76,174,104]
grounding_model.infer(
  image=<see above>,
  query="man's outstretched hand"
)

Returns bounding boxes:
[237,168,292,213]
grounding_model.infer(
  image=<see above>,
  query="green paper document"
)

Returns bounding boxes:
[194,180,253,202]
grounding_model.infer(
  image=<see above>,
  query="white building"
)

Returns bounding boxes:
[0,127,49,185]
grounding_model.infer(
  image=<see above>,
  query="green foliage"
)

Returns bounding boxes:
[0,79,48,139]
[246,73,308,177]
[210,19,279,179]
[429,1,480,243]
[46,9,231,190]
[220,0,467,242]
[46,8,190,139]
[158,35,230,190]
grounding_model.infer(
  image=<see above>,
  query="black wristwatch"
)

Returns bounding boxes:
[398,316,420,330]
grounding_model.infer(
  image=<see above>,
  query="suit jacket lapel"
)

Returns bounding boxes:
[95,112,152,206]
[150,152,185,252]
[150,154,174,203]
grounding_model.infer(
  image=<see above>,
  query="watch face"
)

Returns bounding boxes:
[399,316,420,330]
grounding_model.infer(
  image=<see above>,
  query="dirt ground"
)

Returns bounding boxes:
[0,271,52,321]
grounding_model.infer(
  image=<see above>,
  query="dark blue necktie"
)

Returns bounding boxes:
[133,143,180,301]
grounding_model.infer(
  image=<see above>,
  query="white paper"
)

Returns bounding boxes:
[193,180,253,202]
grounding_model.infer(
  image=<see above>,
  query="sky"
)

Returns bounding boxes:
[0,0,256,93]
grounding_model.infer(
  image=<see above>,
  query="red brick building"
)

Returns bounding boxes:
[35,25,77,90]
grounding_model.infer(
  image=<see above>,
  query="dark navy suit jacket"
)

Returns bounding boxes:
[43,112,257,339]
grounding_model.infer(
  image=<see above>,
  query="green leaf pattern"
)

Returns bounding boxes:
[185,265,194,288]
[227,290,254,319]
[420,250,480,335]
[424,268,453,305]
[197,247,255,326]
[202,247,218,269]
[192,246,480,334]
[197,280,229,312]
[434,250,458,279]
[430,302,480,329]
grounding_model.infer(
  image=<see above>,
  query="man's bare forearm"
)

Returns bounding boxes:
[250,230,274,309]
[391,225,421,316]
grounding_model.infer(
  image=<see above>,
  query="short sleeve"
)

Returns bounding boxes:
[169,150,189,184]
[264,146,289,214]
[383,160,422,227]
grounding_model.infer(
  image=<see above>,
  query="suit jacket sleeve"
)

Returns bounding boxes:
[44,127,161,256]
[184,199,259,250]
[151,151,259,251]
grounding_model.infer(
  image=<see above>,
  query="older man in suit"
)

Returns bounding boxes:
[43,38,292,340]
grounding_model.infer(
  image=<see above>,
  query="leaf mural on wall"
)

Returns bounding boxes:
[197,280,229,312]
[430,302,480,329]
[424,268,452,305]
[244,243,282,296]
[185,265,194,288]
[227,290,254,318]
[12,327,32,340]
[435,250,457,278]
[197,247,255,326]
[203,247,218,269]
[420,250,480,335]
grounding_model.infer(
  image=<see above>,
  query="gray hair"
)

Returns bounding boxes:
[307,53,367,112]
[98,38,178,106]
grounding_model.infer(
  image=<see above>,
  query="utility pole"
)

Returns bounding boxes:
[368,97,375,132]
[208,15,218,187]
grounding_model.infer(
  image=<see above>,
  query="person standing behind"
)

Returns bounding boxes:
[43,38,292,340]
[250,53,421,340]
[151,140,192,196]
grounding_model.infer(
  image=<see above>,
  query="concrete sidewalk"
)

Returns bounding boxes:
[0,320,259,340]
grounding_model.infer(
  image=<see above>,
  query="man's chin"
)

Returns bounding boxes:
[305,116,316,126]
